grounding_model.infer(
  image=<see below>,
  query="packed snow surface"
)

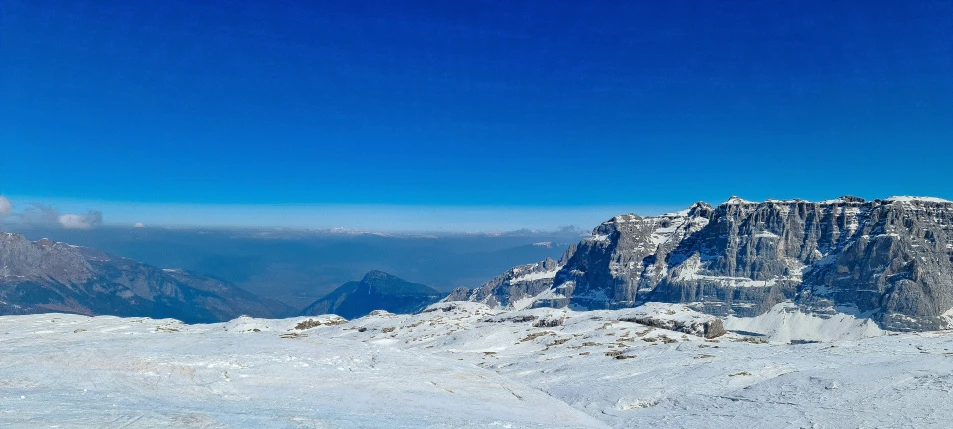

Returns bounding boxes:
[509,269,559,284]
[3,303,953,428]
[725,303,885,343]
[885,196,953,204]
[713,196,953,205]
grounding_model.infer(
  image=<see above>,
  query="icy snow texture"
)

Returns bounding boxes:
[0,312,606,428]
[3,303,952,428]
[725,303,885,342]
[885,196,953,204]
[509,269,558,284]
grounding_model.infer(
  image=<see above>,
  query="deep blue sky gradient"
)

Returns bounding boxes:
[1,0,951,227]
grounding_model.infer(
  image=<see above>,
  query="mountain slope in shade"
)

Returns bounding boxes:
[445,256,568,310]
[301,270,443,319]
[449,196,953,331]
[0,232,292,323]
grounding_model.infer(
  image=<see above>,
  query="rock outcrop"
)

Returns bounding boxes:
[445,255,571,310]
[448,197,953,331]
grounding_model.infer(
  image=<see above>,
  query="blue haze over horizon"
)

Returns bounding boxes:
[1,0,951,230]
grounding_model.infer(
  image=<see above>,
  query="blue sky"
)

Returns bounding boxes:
[1,1,951,230]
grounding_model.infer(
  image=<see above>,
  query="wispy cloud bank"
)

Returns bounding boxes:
[20,203,59,225]
[2,199,103,229]
[44,201,677,232]
[57,212,103,229]
[0,196,12,217]
[0,196,684,232]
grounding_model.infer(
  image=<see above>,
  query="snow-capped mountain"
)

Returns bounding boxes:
[449,196,953,331]
[0,232,291,322]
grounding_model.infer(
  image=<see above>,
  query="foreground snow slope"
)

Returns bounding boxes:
[0,312,606,428]
[3,303,953,428]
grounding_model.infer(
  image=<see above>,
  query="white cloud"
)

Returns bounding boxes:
[134,222,145,228]
[6,199,105,229]
[0,196,11,217]
[57,212,103,229]
[20,203,60,225]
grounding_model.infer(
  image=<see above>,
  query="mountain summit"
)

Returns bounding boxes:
[0,232,291,322]
[301,270,443,319]
[449,196,953,331]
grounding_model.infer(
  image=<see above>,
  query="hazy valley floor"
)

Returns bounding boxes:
[2,304,953,428]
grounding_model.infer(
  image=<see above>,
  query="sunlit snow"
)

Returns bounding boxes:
[2,303,953,428]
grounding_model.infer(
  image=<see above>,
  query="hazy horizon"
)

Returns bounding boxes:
[5,194,953,232]
[4,221,587,309]
[0,195,681,232]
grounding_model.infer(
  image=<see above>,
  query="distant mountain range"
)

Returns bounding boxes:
[301,270,443,319]
[0,232,291,323]
[0,231,471,322]
[449,196,953,331]
[7,195,953,333]
[8,225,579,309]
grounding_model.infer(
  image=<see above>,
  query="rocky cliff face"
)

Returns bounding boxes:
[449,197,953,331]
[0,232,291,322]
[445,255,570,310]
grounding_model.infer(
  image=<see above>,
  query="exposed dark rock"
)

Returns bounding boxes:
[447,197,953,332]
[448,257,566,309]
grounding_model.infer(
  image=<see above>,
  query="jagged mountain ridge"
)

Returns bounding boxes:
[446,255,569,309]
[301,270,444,319]
[0,232,292,322]
[448,196,953,331]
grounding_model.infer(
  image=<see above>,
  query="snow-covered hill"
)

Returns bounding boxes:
[4,302,953,428]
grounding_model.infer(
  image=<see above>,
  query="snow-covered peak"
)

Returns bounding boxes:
[764,198,809,204]
[662,208,692,217]
[0,232,28,243]
[885,196,953,204]
[607,213,641,224]
[725,196,871,206]
[723,196,756,205]
[662,201,712,218]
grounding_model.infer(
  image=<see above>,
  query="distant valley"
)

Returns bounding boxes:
[7,226,580,309]
[0,232,290,323]
[6,195,953,334]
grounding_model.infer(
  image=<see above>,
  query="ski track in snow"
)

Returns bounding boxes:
[2,304,953,428]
